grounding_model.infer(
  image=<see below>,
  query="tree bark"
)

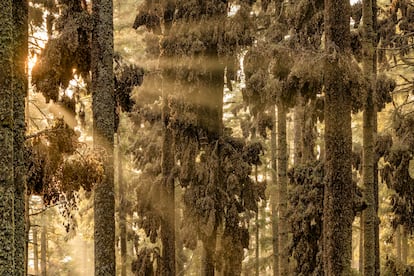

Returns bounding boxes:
[117,134,127,276]
[271,106,279,276]
[277,104,288,276]
[160,91,176,276]
[12,1,28,275]
[323,0,353,274]
[362,0,377,274]
[92,0,116,275]
[0,1,15,274]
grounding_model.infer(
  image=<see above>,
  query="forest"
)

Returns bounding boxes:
[0,0,414,275]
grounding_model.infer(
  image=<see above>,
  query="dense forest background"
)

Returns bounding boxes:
[1,0,414,275]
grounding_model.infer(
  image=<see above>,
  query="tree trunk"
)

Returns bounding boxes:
[294,98,303,165]
[160,92,176,276]
[271,106,279,276]
[92,0,115,274]
[33,227,39,275]
[0,1,15,274]
[202,232,217,276]
[323,0,353,274]
[277,104,288,276]
[359,216,364,273]
[12,1,28,275]
[396,226,401,261]
[117,134,127,276]
[372,1,380,274]
[362,0,377,274]
[41,213,46,276]
[255,165,260,276]
[401,225,408,265]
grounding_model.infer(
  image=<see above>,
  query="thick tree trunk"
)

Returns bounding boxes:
[0,1,15,274]
[161,93,176,276]
[362,0,377,274]
[277,104,288,276]
[271,106,279,276]
[323,0,353,274]
[92,0,115,275]
[117,134,127,276]
[12,1,28,275]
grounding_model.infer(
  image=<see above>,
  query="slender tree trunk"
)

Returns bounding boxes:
[271,106,279,276]
[202,232,217,276]
[25,196,30,274]
[294,97,303,165]
[323,0,353,274]
[255,165,260,276]
[401,226,408,265]
[362,0,377,274]
[396,226,401,261]
[277,104,288,276]
[33,227,39,275]
[0,1,15,274]
[372,1,380,274]
[359,216,364,273]
[92,0,115,274]
[41,212,46,276]
[12,1,28,275]
[117,134,127,276]
[160,91,176,275]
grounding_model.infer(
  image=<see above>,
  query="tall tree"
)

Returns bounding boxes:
[270,106,279,276]
[323,0,353,274]
[361,0,377,274]
[277,103,288,276]
[117,133,127,276]
[0,0,15,274]
[13,1,28,275]
[92,0,116,274]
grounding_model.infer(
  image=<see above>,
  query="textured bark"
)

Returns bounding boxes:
[323,0,353,274]
[277,104,288,276]
[362,0,377,274]
[160,95,176,276]
[270,106,279,276]
[92,0,116,275]
[0,1,15,274]
[117,134,127,276]
[372,1,380,274]
[12,1,28,275]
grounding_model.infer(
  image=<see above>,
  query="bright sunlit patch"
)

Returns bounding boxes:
[28,54,37,72]
[228,4,240,17]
